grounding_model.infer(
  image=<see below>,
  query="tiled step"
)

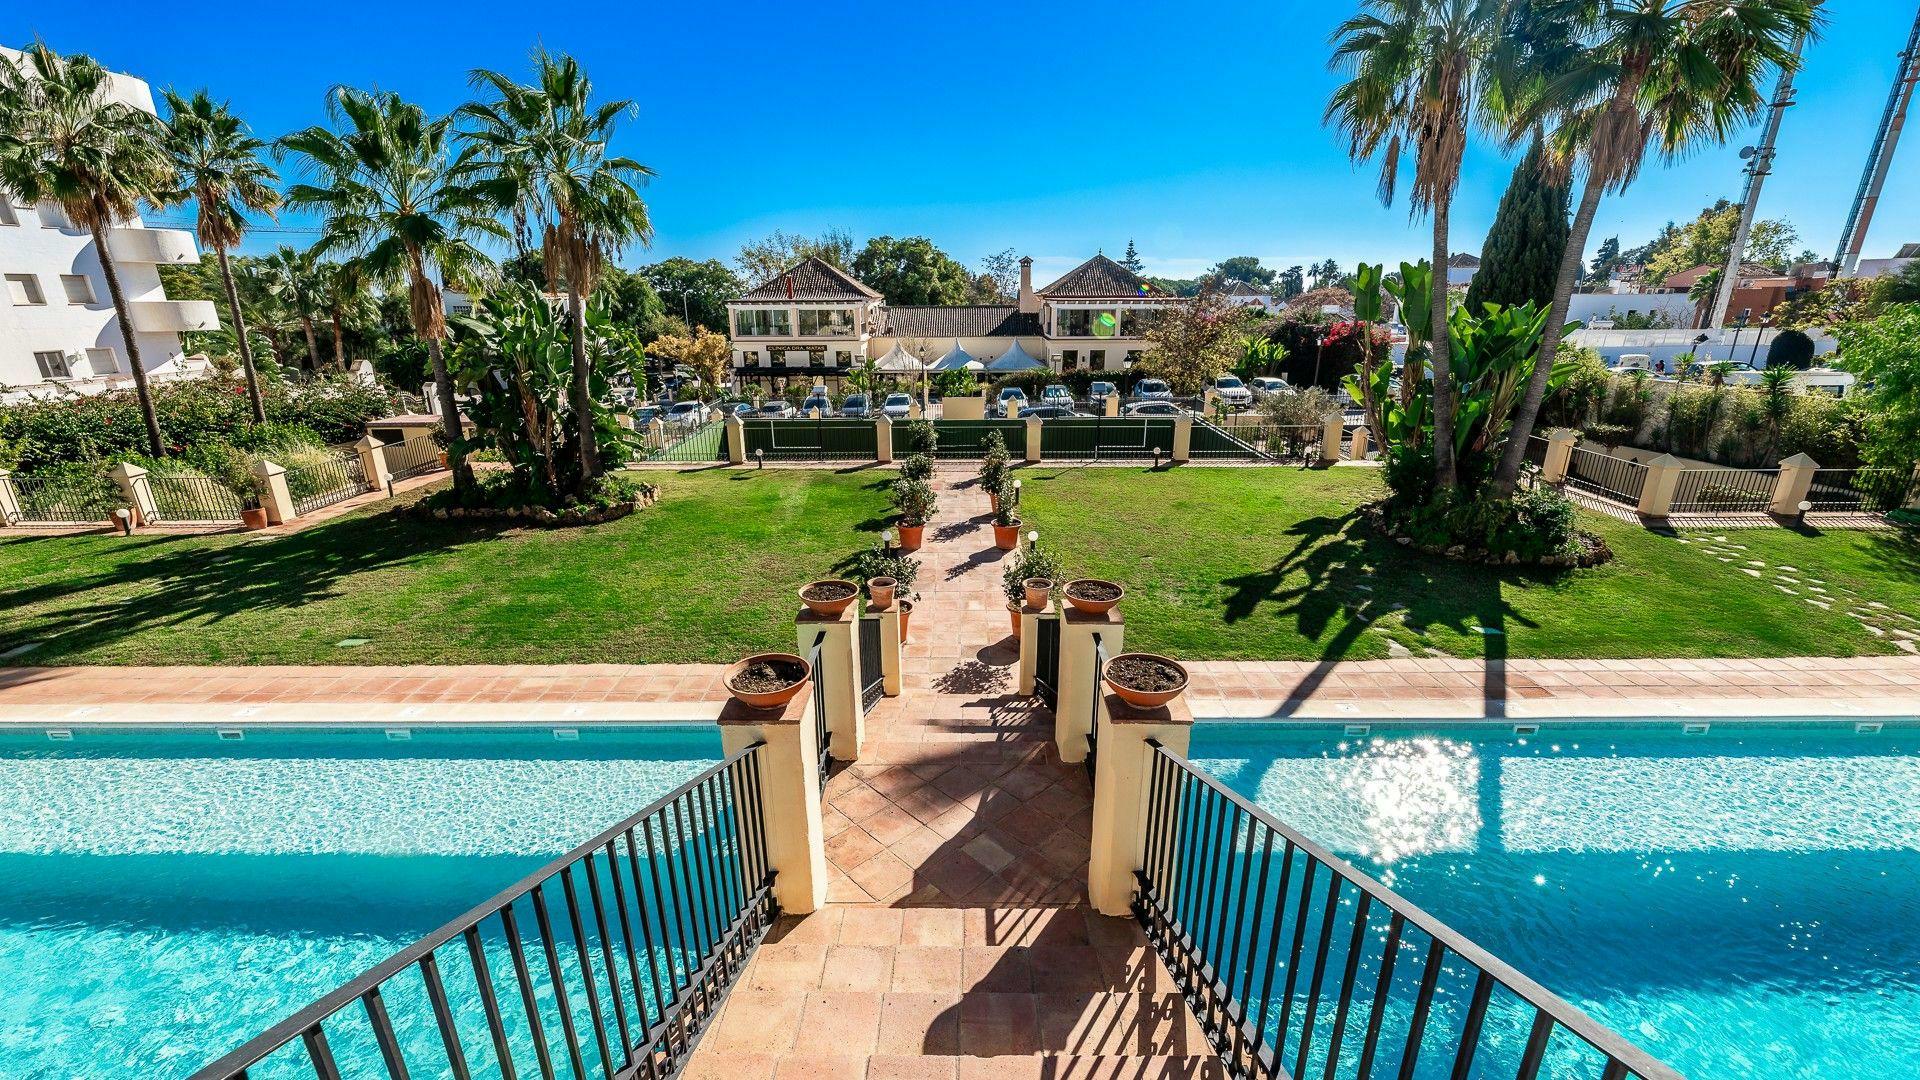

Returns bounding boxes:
[688,1055,1227,1080]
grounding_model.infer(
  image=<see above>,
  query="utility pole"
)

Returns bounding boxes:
[1834,7,1920,277]
[1711,36,1804,329]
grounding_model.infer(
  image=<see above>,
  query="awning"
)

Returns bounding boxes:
[873,344,925,372]
[930,343,984,371]
[986,340,1045,372]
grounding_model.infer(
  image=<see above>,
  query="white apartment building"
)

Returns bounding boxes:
[0,45,219,401]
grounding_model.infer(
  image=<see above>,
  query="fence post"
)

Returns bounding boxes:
[108,462,157,526]
[717,693,829,914]
[725,414,746,465]
[1025,415,1043,464]
[0,470,20,525]
[1637,453,1685,518]
[355,435,391,492]
[875,415,894,464]
[798,607,862,763]
[1104,394,1120,418]
[1171,415,1192,463]
[909,398,923,420]
[1320,414,1345,465]
[1015,604,1046,695]
[877,605,903,696]
[1057,609,1122,765]
[1348,425,1371,460]
[1088,693,1194,917]
[1542,428,1577,483]
[1770,453,1820,515]
[254,459,295,525]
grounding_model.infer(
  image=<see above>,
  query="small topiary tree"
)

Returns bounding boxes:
[1766,328,1816,371]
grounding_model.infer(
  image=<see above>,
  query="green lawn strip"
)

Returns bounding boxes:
[0,468,892,665]
[1017,465,1917,661]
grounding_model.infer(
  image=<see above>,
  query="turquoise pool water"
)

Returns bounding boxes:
[0,724,721,1080]
[1189,721,1920,1079]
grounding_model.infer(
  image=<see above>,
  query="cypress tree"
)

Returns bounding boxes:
[1466,136,1570,312]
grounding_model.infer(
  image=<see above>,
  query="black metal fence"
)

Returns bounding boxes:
[1039,417,1174,462]
[8,469,122,526]
[641,420,728,464]
[1034,614,1061,709]
[809,631,831,788]
[190,744,775,1080]
[743,418,878,462]
[1524,434,1549,468]
[923,420,1026,459]
[143,473,245,524]
[286,452,369,517]
[859,614,884,712]
[1563,445,1648,506]
[1806,467,1918,513]
[1669,468,1777,515]
[1196,420,1324,464]
[385,438,445,482]
[1085,633,1106,779]
[1135,743,1680,1080]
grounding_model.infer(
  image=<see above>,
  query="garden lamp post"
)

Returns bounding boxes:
[1011,479,1022,508]
[1026,529,1038,551]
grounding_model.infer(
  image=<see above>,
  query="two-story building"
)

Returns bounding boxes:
[725,253,1182,391]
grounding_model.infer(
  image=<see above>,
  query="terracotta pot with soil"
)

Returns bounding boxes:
[240,507,269,531]
[868,577,897,610]
[898,599,913,642]
[724,653,812,711]
[1023,578,1053,611]
[1063,578,1124,615]
[897,525,925,551]
[1103,652,1189,708]
[798,579,859,617]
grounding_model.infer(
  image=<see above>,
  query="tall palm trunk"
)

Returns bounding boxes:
[214,245,266,423]
[1428,201,1458,489]
[1493,175,1605,495]
[262,325,286,369]
[299,312,321,373]
[90,217,164,456]
[426,335,472,490]
[330,308,347,370]
[568,285,597,493]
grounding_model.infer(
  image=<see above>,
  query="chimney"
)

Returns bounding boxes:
[1016,256,1039,314]
[785,275,794,300]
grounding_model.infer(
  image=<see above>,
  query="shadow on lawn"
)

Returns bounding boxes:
[1219,509,1547,718]
[0,507,503,663]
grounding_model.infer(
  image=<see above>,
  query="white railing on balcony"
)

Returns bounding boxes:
[106,227,202,265]
[130,299,221,334]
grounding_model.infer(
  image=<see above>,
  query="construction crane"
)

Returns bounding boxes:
[1833,5,1920,277]
[1710,37,1803,329]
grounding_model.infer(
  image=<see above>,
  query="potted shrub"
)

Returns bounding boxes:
[1063,578,1124,615]
[1001,542,1063,638]
[991,500,1021,551]
[1103,652,1189,708]
[1022,577,1054,610]
[891,476,936,551]
[799,579,859,616]
[979,433,1010,512]
[725,652,812,711]
[850,541,920,613]
[867,576,897,609]
[211,452,269,531]
[899,453,934,483]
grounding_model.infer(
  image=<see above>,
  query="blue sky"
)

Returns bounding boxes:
[8,1,1918,284]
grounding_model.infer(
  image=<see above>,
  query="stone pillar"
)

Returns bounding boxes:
[0,470,20,525]
[909,399,924,420]
[1320,414,1346,465]
[1542,428,1577,484]
[717,694,828,915]
[877,605,903,696]
[1348,425,1371,460]
[1088,693,1194,917]
[109,462,157,526]
[875,415,894,464]
[355,435,391,491]
[725,414,747,465]
[647,418,668,452]
[255,459,295,525]
[1171,416,1192,463]
[798,608,862,763]
[1104,394,1120,418]
[1057,608,1122,765]
[1025,415,1043,464]
[1015,605,1047,696]
[1637,453,1685,519]
[1770,452,1820,515]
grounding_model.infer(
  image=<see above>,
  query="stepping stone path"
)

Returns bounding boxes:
[1686,533,1915,654]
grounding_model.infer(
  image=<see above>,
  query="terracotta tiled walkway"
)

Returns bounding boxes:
[689,470,1221,1080]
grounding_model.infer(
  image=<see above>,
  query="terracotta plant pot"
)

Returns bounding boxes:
[1008,602,1023,639]
[724,652,812,711]
[798,579,859,617]
[992,523,1020,550]
[240,507,269,531]
[898,599,913,642]
[437,451,450,469]
[1023,578,1053,611]
[1064,578,1124,616]
[1103,652,1190,708]
[897,524,925,551]
[868,576,897,610]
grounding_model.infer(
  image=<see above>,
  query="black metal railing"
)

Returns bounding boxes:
[1563,445,1648,506]
[1669,468,1777,515]
[927,420,1026,460]
[7,469,122,526]
[1135,743,1681,1080]
[143,473,245,524]
[1524,434,1549,468]
[859,613,884,712]
[1085,633,1106,779]
[1038,417,1174,462]
[1806,467,1918,513]
[641,418,728,464]
[810,631,831,789]
[742,418,878,462]
[286,451,369,517]
[1034,614,1061,709]
[1194,420,1322,464]
[385,438,445,482]
[190,744,775,1080]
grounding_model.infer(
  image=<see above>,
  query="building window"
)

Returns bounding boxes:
[1121,309,1147,337]
[1061,350,1079,372]
[86,347,119,375]
[833,350,851,366]
[734,308,792,337]
[33,350,72,379]
[1090,350,1107,371]
[0,203,18,227]
[798,308,855,336]
[6,274,46,306]
[61,274,95,305]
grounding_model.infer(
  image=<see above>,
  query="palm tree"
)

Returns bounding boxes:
[280,88,500,488]
[461,51,655,493]
[1688,268,1723,329]
[1757,363,1795,460]
[0,45,176,455]
[1491,0,1819,494]
[1327,0,1501,491]
[157,89,280,423]
[314,259,374,370]
[259,245,325,373]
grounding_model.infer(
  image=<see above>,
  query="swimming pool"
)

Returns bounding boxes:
[0,723,721,1079]
[1189,720,1920,1079]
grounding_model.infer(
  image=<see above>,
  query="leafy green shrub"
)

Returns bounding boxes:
[1001,542,1064,606]
[890,477,936,526]
[847,542,922,600]
[899,418,937,455]
[979,431,1009,493]
[898,454,933,482]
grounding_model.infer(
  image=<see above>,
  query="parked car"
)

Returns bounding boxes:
[840,393,871,418]
[1683,359,1761,380]
[1212,375,1254,408]
[994,387,1029,417]
[801,393,833,416]
[1018,405,1078,419]
[1041,384,1075,409]
[664,401,710,427]
[1121,401,1183,417]
[1250,376,1290,398]
[720,401,757,418]
[633,404,664,428]
[1088,381,1117,410]
[881,392,914,419]
[757,400,797,419]
[1130,378,1174,403]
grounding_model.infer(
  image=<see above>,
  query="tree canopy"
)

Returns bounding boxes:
[1636,200,1808,285]
[1466,137,1568,312]
[850,235,972,306]
[639,257,738,333]
[1204,256,1276,287]
[736,228,853,286]
[1834,304,1920,474]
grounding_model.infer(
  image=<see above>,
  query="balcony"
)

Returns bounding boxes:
[105,227,201,265]
[130,299,220,333]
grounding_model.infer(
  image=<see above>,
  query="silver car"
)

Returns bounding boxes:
[1212,375,1254,408]
[664,401,710,427]
[840,394,871,418]
[881,392,914,419]
[757,400,797,419]
[1130,378,1173,403]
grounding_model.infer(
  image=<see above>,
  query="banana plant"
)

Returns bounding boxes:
[1382,260,1434,443]
[1348,263,1386,440]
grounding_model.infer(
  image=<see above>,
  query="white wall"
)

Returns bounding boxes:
[1565,327,1838,368]
[1567,292,1696,329]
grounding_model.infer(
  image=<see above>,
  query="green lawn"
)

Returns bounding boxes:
[1019,466,1920,661]
[0,468,892,665]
